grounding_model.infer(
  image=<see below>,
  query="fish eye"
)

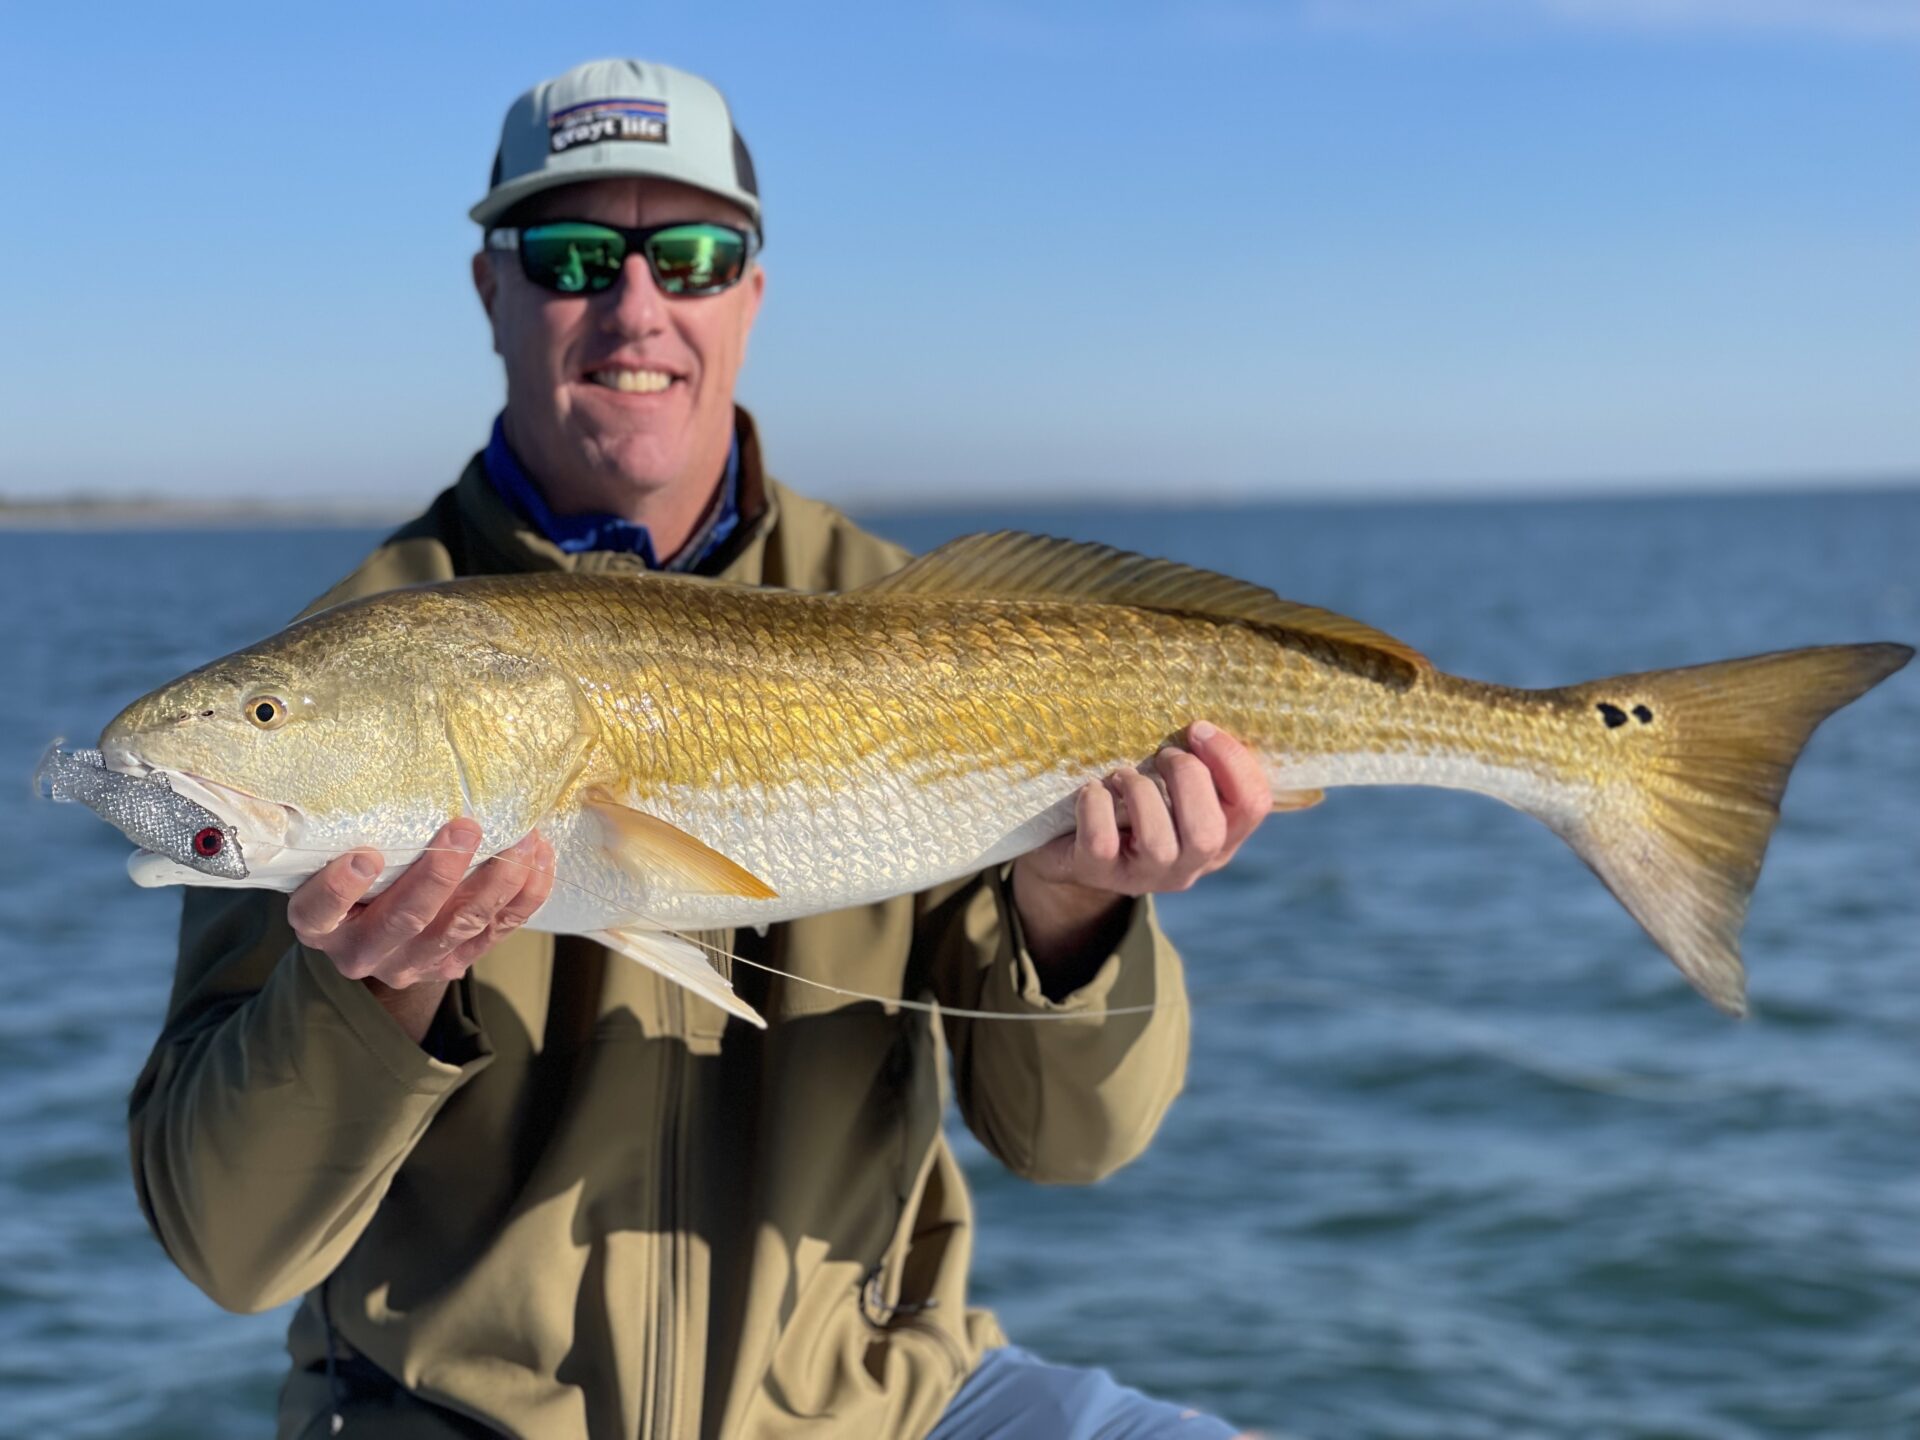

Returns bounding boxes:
[245,696,288,729]
[193,827,225,858]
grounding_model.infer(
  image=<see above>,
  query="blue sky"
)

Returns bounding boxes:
[1,0,1914,504]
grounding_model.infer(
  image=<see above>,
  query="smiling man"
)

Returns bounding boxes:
[130,59,1266,1439]
[477,174,762,564]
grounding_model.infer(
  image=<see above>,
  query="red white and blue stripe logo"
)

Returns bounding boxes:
[549,97,669,153]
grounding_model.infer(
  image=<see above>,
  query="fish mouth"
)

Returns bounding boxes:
[100,742,299,865]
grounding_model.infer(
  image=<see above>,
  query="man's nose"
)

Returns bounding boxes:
[599,252,667,335]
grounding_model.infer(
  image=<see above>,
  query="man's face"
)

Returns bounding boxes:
[474,177,765,513]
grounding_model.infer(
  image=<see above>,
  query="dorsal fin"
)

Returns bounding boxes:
[853,531,1431,683]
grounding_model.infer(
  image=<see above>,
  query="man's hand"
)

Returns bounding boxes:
[287,819,557,1044]
[1011,722,1273,989]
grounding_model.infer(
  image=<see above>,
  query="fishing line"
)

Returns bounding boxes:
[257,839,1749,1099]
[700,926,1747,1101]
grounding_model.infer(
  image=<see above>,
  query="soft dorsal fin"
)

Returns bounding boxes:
[853,531,1431,682]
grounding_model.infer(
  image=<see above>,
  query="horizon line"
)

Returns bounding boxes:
[2,470,1915,530]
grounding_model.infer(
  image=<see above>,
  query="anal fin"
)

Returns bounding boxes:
[592,925,768,1030]
[1272,788,1326,812]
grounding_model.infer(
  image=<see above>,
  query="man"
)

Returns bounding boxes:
[130,59,1270,1439]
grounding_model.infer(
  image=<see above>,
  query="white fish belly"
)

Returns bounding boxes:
[524,740,1588,938]
[527,759,1106,935]
[1271,748,1587,830]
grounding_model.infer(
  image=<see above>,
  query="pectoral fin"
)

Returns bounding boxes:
[593,926,767,1029]
[584,787,779,900]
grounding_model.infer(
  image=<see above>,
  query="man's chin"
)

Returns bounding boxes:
[573,434,694,499]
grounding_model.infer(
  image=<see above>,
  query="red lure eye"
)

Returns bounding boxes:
[193,827,225,858]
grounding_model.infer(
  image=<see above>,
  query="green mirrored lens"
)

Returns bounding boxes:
[521,223,625,294]
[645,224,748,295]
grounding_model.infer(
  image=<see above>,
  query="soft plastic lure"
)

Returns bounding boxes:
[36,745,247,880]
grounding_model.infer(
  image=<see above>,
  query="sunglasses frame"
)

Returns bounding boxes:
[485,219,760,298]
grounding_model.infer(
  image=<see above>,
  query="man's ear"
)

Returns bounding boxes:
[739,262,766,338]
[472,250,502,354]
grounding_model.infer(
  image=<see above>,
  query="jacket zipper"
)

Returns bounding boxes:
[861,1130,972,1381]
[652,982,686,1439]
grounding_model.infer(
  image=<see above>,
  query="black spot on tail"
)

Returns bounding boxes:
[1597,702,1628,728]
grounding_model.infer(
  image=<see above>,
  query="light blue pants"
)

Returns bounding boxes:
[926,1345,1241,1440]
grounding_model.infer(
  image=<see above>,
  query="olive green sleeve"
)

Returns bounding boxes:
[926,869,1191,1185]
[127,887,492,1314]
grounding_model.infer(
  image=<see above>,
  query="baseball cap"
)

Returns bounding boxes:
[471,59,761,236]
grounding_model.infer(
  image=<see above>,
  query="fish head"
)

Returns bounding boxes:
[97,602,465,887]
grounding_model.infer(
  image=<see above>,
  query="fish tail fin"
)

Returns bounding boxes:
[1552,642,1910,1016]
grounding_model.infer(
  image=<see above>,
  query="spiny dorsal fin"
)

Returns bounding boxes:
[853,532,1431,682]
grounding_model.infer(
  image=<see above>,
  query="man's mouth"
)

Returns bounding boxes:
[585,368,677,395]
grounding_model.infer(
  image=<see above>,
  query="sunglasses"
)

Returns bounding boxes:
[485,219,758,297]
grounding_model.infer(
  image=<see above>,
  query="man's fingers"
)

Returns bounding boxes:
[1019,728,1270,905]
[1111,767,1177,870]
[1074,778,1122,869]
[1187,721,1273,843]
[492,833,558,931]
[414,844,538,963]
[351,819,485,960]
[411,831,556,972]
[1158,747,1227,860]
[288,849,384,949]
[300,827,560,989]
[423,834,557,981]
[438,924,506,978]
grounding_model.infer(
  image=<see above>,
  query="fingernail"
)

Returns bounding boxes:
[1189,721,1218,744]
[444,818,484,850]
[348,852,381,881]
[505,832,539,858]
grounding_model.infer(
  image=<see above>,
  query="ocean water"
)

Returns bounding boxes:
[0,490,1914,1439]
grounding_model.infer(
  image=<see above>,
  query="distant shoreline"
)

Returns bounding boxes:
[2,477,1915,529]
[0,500,414,530]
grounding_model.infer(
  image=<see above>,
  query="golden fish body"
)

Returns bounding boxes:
[507,585,1535,924]
[99,533,1910,1024]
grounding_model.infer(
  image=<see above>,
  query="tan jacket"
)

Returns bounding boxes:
[128,414,1193,1440]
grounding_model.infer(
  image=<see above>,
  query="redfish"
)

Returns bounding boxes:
[92,532,1910,1025]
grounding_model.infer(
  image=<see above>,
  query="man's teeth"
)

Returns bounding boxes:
[588,369,674,394]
